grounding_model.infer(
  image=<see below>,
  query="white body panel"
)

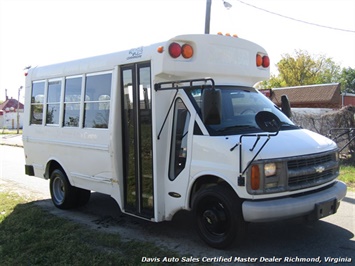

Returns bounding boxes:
[23,34,346,225]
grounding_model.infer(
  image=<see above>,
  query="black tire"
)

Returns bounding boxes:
[75,187,91,207]
[192,185,246,249]
[49,169,78,209]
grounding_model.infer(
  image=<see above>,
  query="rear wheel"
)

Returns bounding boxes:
[50,169,84,209]
[76,187,91,207]
[193,185,246,249]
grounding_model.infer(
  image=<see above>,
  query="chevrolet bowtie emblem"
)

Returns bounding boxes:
[315,166,325,173]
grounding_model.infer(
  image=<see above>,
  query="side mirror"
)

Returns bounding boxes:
[255,111,281,133]
[281,94,292,118]
[201,88,222,125]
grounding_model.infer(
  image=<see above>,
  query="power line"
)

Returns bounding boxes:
[235,0,355,33]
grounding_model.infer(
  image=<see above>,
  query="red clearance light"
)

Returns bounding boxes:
[181,44,193,59]
[262,56,270,68]
[169,42,181,58]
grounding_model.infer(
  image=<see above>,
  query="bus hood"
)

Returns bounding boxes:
[240,129,338,160]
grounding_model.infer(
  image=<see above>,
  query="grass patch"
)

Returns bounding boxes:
[0,192,181,265]
[0,129,22,135]
[339,165,355,190]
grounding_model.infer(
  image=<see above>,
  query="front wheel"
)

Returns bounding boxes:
[192,185,246,249]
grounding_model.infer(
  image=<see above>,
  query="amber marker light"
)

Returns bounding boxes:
[251,165,260,190]
[157,46,164,53]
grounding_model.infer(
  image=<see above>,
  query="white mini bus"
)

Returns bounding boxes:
[23,34,347,248]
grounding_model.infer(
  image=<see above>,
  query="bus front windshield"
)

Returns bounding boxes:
[185,86,298,136]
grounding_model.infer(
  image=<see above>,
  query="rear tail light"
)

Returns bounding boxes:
[256,53,270,68]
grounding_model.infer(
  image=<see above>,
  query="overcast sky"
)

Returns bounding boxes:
[1,0,354,101]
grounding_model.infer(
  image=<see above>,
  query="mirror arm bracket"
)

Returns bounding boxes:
[235,132,278,186]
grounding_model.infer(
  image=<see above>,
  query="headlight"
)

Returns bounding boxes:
[264,163,276,177]
[248,161,286,195]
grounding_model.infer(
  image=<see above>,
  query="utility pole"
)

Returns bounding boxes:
[17,86,23,134]
[205,0,232,34]
[205,0,212,34]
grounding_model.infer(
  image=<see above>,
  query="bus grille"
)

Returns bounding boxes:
[287,152,338,190]
[288,154,333,169]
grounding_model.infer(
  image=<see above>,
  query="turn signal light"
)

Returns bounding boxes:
[251,165,260,190]
[181,44,193,59]
[168,42,194,59]
[256,54,263,67]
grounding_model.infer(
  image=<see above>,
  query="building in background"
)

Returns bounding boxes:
[261,83,355,109]
[0,96,24,129]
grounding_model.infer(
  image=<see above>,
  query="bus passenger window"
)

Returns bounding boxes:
[63,76,82,127]
[169,98,190,180]
[83,73,112,128]
[30,81,45,125]
[46,80,61,125]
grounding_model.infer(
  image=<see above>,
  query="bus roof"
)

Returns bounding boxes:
[27,34,270,86]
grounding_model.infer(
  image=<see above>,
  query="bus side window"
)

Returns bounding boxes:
[63,76,82,127]
[169,98,191,180]
[84,73,112,129]
[30,81,45,125]
[46,80,61,125]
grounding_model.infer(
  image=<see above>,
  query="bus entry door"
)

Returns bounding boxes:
[121,63,153,218]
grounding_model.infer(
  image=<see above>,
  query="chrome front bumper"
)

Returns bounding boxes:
[242,181,347,222]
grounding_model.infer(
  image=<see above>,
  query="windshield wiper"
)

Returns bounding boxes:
[217,125,257,132]
[280,122,299,129]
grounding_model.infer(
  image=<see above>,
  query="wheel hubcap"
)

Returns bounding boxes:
[201,203,228,235]
[53,177,65,204]
[203,209,218,225]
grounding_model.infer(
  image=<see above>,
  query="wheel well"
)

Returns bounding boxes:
[189,175,236,208]
[45,160,65,180]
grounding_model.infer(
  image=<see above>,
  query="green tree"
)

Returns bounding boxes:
[259,50,341,89]
[339,67,355,93]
